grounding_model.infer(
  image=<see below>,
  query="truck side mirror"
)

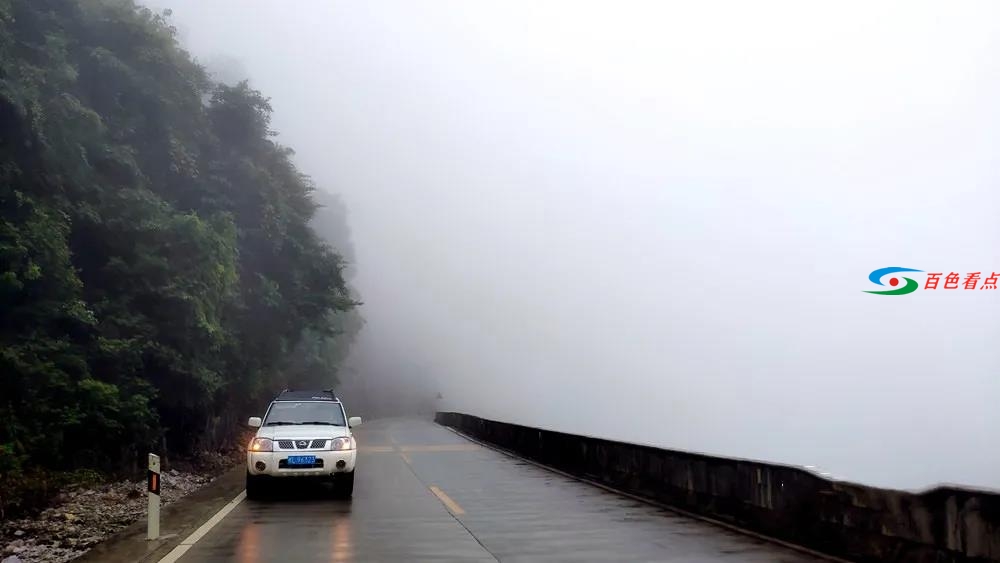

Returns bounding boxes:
[348,416,362,427]
[248,417,262,428]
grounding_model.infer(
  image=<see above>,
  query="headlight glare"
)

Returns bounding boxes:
[330,437,355,451]
[249,437,273,452]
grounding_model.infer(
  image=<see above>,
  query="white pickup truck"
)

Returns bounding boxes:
[245,389,361,499]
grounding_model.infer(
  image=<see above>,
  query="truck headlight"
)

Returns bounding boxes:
[330,437,355,451]
[249,438,273,452]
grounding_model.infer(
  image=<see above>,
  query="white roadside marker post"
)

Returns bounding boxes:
[147,453,161,540]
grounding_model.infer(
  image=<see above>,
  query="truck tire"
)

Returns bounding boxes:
[336,471,354,498]
[246,471,266,500]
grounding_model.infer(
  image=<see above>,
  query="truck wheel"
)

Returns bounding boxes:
[246,471,266,500]
[336,471,354,498]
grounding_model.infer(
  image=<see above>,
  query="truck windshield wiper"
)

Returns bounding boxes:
[298,421,343,426]
[264,421,297,426]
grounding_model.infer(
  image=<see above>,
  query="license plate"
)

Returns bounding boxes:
[287,455,316,465]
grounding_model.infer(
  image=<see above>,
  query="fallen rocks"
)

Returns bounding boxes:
[0,467,219,563]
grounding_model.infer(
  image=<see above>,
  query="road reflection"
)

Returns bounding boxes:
[235,522,260,563]
[236,483,353,563]
[329,515,354,561]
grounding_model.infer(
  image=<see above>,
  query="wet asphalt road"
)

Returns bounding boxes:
[177,418,828,562]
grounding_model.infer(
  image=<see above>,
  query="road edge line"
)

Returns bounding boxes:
[155,490,247,563]
[439,425,852,563]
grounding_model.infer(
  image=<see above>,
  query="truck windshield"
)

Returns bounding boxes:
[264,402,346,426]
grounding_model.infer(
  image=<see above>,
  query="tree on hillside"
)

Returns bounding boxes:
[0,0,361,514]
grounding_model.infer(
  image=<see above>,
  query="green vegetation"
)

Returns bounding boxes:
[0,0,360,515]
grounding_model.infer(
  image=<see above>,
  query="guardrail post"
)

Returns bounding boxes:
[147,453,161,540]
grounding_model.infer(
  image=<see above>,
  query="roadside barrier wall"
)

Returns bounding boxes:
[435,411,1000,563]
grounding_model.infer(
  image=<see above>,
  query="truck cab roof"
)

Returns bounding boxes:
[274,389,339,402]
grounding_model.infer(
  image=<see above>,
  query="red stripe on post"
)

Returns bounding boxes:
[148,469,161,495]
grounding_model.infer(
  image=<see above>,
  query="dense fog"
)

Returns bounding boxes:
[143,0,1000,491]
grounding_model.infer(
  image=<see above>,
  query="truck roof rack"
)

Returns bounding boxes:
[275,389,338,402]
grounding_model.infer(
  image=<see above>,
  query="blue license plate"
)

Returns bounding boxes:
[287,455,316,465]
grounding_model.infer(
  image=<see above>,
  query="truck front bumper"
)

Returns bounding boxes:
[247,449,357,477]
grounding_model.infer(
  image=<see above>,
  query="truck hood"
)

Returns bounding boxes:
[256,425,350,440]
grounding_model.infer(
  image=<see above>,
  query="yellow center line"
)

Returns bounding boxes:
[361,444,480,453]
[399,444,479,452]
[429,485,465,515]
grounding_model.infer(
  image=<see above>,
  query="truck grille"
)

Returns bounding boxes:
[276,439,328,450]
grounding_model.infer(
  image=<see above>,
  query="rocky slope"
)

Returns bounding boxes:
[1,453,238,563]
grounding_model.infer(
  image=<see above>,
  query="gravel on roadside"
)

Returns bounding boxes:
[1,452,239,563]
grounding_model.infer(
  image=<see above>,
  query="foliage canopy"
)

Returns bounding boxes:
[0,0,361,511]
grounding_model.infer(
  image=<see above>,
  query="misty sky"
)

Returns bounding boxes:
[141,0,1000,491]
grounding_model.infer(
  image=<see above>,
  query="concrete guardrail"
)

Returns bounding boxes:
[435,411,1000,563]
